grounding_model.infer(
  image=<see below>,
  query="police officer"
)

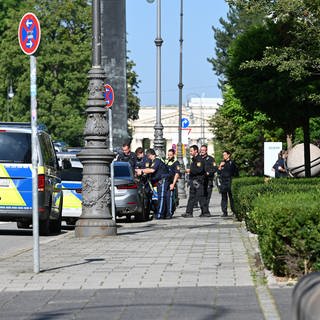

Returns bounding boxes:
[116,143,137,170]
[135,147,148,170]
[218,150,238,217]
[200,145,217,208]
[182,145,211,218]
[136,148,169,219]
[165,149,180,218]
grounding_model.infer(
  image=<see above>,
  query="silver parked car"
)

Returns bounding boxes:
[114,161,151,221]
[57,153,151,223]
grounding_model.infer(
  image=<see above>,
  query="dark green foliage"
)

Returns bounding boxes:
[209,86,285,175]
[0,0,91,146]
[126,58,140,121]
[233,177,320,227]
[251,192,320,277]
[0,0,22,34]
[0,0,141,147]
[233,177,320,277]
[231,176,265,220]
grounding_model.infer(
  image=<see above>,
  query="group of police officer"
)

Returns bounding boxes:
[116,143,180,219]
[116,142,238,219]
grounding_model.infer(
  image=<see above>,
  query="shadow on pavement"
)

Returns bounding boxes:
[41,258,106,273]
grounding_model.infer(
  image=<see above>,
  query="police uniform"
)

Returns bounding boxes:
[203,154,217,207]
[165,158,180,218]
[117,151,137,170]
[148,157,169,219]
[136,155,148,169]
[219,159,238,216]
[184,154,210,217]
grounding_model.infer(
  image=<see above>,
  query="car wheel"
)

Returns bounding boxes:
[50,214,62,234]
[39,218,50,236]
[17,221,30,229]
[66,218,77,226]
[50,196,63,234]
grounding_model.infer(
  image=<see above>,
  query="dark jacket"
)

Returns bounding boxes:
[218,159,238,192]
[203,155,217,179]
[272,158,287,178]
[117,151,137,169]
[149,158,169,184]
[189,154,205,180]
[165,158,181,183]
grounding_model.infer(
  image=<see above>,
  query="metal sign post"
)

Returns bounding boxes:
[104,84,115,151]
[18,12,41,273]
[30,56,39,273]
[104,84,115,219]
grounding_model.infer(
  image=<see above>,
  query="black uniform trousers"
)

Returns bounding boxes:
[186,178,209,215]
[220,177,235,215]
[204,177,214,208]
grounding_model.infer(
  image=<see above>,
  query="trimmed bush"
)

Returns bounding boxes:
[251,191,320,277]
[232,177,320,231]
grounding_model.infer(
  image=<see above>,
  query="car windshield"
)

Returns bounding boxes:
[0,132,31,163]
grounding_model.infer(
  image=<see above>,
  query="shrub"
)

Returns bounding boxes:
[251,191,320,277]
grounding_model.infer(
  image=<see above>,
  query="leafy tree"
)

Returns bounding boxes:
[209,85,284,175]
[0,0,141,146]
[208,3,265,88]
[225,0,320,176]
[0,0,22,34]
[126,57,140,121]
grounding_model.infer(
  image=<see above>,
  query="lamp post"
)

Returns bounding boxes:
[148,0,165,158]
[176,0,186,198]
[75,0,116,237]
[7,82,14,121]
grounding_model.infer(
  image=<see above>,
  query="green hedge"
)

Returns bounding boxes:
[232,177,264,221]
[251,191,320,277]
[232,178,320,229]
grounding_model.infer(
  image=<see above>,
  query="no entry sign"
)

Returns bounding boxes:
[104,84,115,108]
[18,13,41,55]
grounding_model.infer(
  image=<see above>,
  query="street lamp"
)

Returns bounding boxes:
[75,0,116,237]
[148,0,165,158]
[176,0,187,198]
[7,82,14,121]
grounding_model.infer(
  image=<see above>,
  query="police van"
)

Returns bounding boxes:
[57,151,82,226]
[0,122,63,235]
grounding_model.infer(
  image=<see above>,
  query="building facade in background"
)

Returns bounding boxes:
[129,98,222,156]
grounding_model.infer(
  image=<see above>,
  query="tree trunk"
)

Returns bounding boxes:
[303,116,311,177]
[286,134,293,150]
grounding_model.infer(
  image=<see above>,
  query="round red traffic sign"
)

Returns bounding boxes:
[18,12,41,55]
[104,84,115,108]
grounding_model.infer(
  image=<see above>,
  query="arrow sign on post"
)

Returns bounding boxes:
[181,117,190,129]
[104,84,115,108]
[18,13,41,55]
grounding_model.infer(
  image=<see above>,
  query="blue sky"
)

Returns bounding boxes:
[126,0,229,106]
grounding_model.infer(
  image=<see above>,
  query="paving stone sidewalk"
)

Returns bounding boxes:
[0,190,292,319]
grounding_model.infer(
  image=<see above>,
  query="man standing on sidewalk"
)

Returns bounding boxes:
[218,150,238,217]
[200,145,217,208]
[182,145,211,218]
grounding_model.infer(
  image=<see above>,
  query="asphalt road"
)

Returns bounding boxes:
[0,222,72,259]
